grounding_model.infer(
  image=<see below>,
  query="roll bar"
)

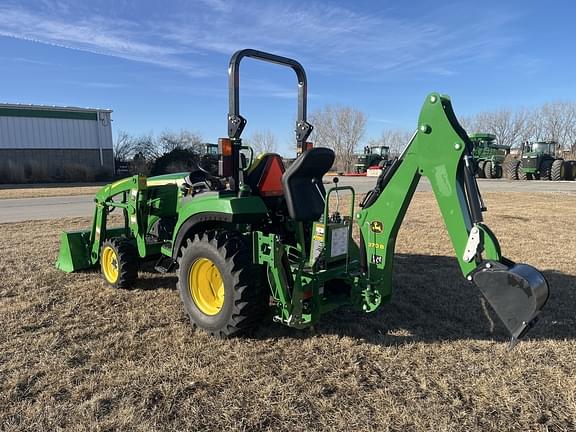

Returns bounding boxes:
[227,49,313,151]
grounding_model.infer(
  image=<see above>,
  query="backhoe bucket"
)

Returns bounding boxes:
[55,230,93,273]
[472,261,549,342]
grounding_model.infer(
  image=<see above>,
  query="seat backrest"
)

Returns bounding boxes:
[281,147,335,221]
[245,153,285,197]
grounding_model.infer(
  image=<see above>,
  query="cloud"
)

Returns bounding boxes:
[0,1,523,79]
[156,1,522,78]
[0,4,210,76]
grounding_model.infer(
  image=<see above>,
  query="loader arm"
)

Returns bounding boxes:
[357,93,549,344]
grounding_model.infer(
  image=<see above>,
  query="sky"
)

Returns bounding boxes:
[0,0,574,156]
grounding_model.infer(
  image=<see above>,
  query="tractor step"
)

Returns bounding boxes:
[154,254,175,273]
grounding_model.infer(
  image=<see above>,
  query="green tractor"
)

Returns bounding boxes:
[56,49,548,345]
[508,141,569,180]
[198,142,219,173]
[354,145,391,173]
[469,133,509,179]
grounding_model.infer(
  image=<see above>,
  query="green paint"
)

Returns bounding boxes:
[0,107,99,121]
[357,93,486,307]
[56,92,547,342]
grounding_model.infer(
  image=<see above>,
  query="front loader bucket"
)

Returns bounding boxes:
[55,230,93,273]
[472,260,549,343]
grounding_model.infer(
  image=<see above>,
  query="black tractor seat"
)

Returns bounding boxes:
[281,147,335,221]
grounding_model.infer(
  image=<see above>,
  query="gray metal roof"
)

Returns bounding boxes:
[0,103,112,113]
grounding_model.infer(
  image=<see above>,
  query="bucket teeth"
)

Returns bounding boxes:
[472,260,549,342]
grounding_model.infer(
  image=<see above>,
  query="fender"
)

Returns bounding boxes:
[171,210,266,259]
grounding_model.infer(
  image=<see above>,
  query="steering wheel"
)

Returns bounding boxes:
[196,157,223,190]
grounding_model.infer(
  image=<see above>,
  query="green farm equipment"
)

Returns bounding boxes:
[508,141,570,180]
[56,49,549,345]
[354,145,391,173]
[198,143,219,173]
[469,133,509,179]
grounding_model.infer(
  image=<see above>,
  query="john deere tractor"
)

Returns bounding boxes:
[56,49,548,346]
[469,133,509,179]
[508,141,568,180]
[354,145,391,173]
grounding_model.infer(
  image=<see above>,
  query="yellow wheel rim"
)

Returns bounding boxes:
[101,245,119,283]
[189,258,224,315]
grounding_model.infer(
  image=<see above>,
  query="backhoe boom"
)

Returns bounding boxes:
[357,93,549,344]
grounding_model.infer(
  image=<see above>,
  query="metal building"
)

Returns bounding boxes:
[0,103,113,181]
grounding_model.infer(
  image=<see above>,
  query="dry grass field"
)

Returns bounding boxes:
[1,192,575,431]
[0,185,102,200]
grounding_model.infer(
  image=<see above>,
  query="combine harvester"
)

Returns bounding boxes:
[56,49,549,346]
[469,133,509,179]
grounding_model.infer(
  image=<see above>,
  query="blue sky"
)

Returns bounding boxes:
[0,0,574,155]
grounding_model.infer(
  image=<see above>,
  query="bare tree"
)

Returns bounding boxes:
[132,133,162,160]
[114,131,162,162]
[462,100,576,152]
[462,109,527,149]
[534,102,576,149]
[245,129,278,154]
[310,105,367,171]
[158,129,203,153]
[113,130,136,162]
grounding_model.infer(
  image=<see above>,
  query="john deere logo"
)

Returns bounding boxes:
[370,221,383,233]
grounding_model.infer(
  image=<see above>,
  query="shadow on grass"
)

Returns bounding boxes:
[107,253,574,345]
[79,261,178,291]
[252,253,576,346]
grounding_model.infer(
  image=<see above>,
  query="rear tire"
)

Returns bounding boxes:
[507,160,520,180]
[177,231,267,337]
[551,159,565,181]
[100,238,138,289]
[540,160,553,180]
[566,161,576,181]
[484,161,493,179]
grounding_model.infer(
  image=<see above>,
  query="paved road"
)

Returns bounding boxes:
[0,195,94,223]
[1,177,575,223]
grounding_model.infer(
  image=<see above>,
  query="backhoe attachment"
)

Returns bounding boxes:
[472,261,548,345]
[358,93,549,344]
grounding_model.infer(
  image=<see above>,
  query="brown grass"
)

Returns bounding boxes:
[1,192,575,431]
[0,186,102,200]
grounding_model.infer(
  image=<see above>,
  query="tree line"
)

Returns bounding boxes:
[114,129,278,161]
[460,101,576,151]
[115,99,576,175]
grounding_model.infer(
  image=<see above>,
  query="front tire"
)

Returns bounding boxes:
[483,161,493,179]
[100,238,138,289]
[494,163,503,178]
[177,231,267,337]
[518,161,528,180]
[477,161,486,178]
